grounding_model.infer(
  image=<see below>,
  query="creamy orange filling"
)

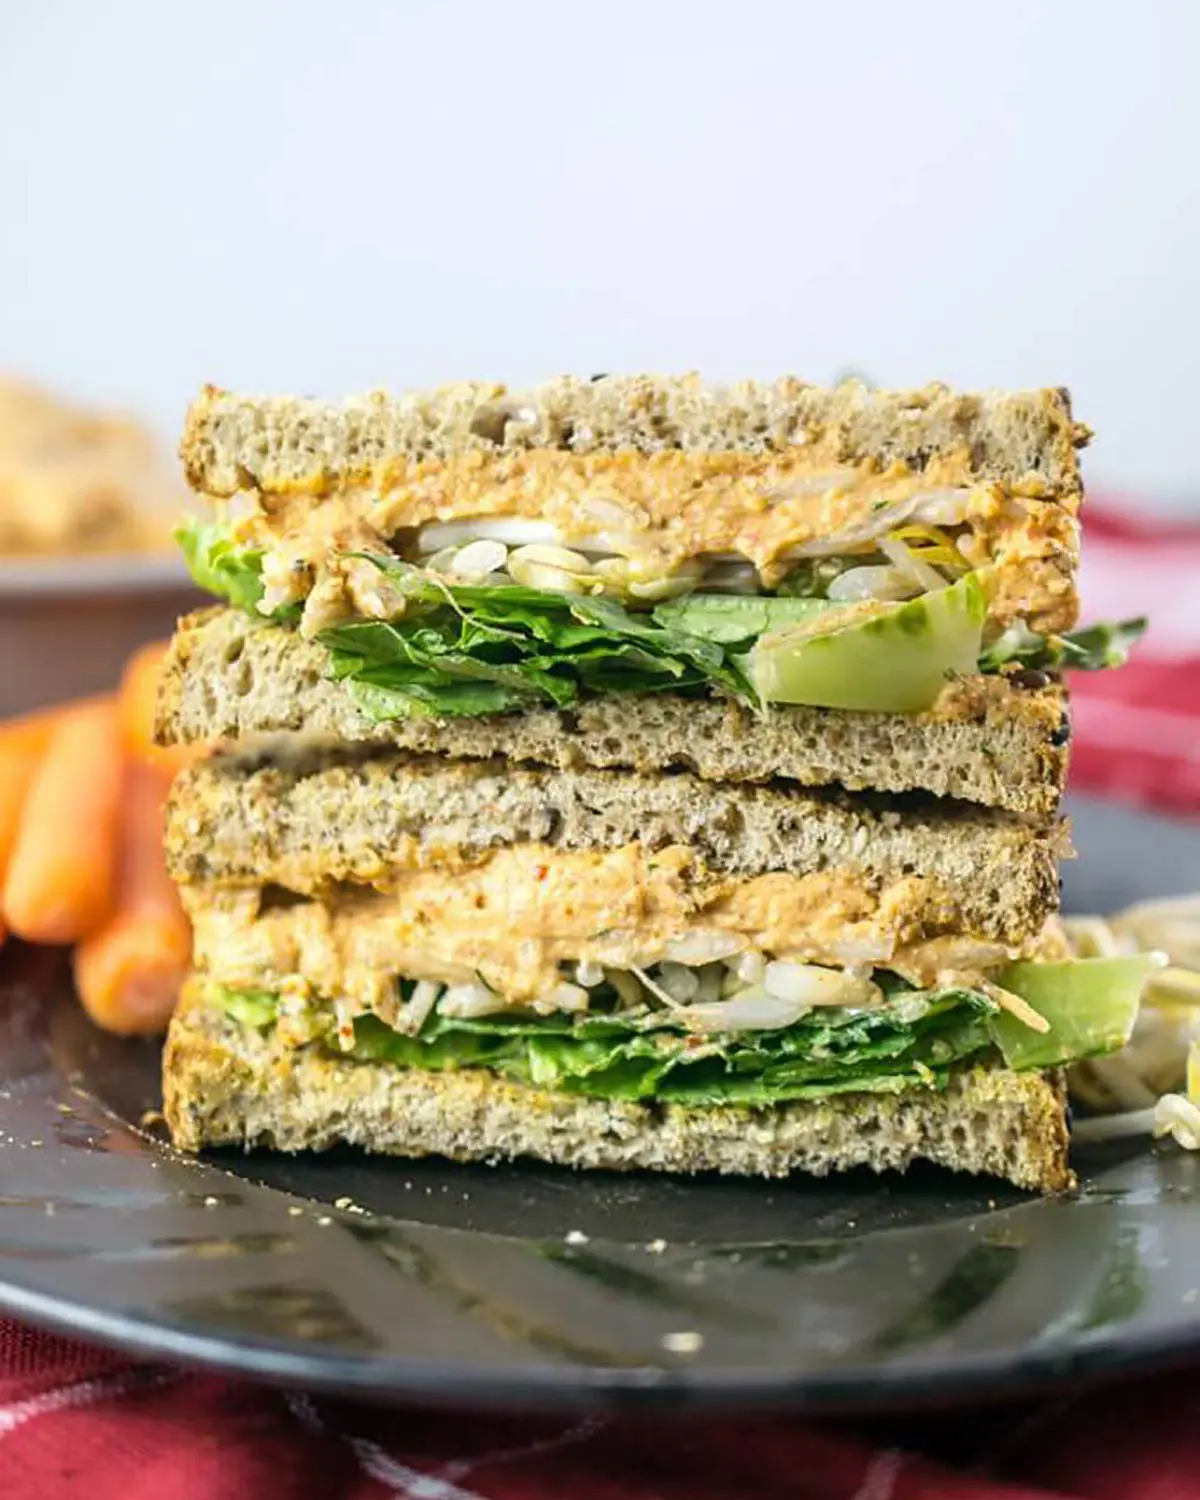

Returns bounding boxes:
[181,842,1038,1017]
[228,446,1079,634]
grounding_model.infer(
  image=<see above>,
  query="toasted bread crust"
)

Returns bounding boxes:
[183,377,1087,496]
[156,608,1070,818]
[181,377,1085,633]
[163,982,1074,1193]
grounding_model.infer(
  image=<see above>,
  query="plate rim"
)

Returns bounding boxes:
[1,1239,1197,1415]
[1,798,1199,1413]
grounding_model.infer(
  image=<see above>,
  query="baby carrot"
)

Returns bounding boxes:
[2,693,111,744]
[73,758,191,1034]
[0,734,46,881]
[118,641,204,774]
[0,700,116,944]
[2,701,123,944]
[117,642,166,757]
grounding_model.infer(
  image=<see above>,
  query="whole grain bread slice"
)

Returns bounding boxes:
[163,981,1074,1193]
[167,752,1064,946]
[182,376,1086,496]
[180,376,1085,635]
[157,608,1070,818]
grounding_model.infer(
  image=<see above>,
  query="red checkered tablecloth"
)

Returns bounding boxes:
[1,504,1198,1499]
[1068,505,1200,814]
[2,1318,1200,1499]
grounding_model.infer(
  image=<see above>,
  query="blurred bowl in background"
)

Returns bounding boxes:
[0,556,201,715]
[0,378,201,714]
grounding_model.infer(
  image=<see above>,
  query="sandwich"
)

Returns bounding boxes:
[156,375,1151,1192]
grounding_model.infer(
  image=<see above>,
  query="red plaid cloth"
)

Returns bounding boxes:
[2,1320,1200,1499]
[1070,504,1200,814]
[2,503,1198,1499]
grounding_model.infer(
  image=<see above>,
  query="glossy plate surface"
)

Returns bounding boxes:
[0,795,1198,1413]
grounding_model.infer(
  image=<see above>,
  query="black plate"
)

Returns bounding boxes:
[1,794,1199,1414]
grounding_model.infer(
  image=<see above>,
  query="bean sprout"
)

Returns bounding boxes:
[1065,897,1200,1149]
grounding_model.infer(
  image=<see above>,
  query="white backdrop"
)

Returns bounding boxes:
[1,0,1198,505]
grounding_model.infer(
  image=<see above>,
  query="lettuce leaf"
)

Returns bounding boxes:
[175,517,302,623]
[979,617,1148,673]
[211,954,1154,1105]
[651,594,831,646]
[175,518,1147,724]
[212,984,1001,1106]
[989,955,1159,1070]
[176,518,270,615]
[320,556,755,719]
[220,987,279,1029]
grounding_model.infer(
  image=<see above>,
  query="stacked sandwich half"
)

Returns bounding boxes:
[156,376,1152,1192]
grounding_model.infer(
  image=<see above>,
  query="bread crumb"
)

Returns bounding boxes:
[646,1238,667,1254]
[565,1229,589,1245]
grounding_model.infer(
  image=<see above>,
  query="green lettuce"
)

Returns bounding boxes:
[320,556,754,720]
[175,519,1147,724]
[651,593,831,646]
[979,617,1148,673]
[989,955,1157,1070]
[213,984,1000,1106]
[210,951,1155,1106]
[358,992,999,1105]
[176,519,273,615]
[220,987,279,1029]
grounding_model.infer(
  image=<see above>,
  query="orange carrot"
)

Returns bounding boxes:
[118,641,204,775]
[3,701,123,943]
[73,758,191,1034]
[0,734,46,883]
[0,718,54,761]
[0,736,36,952]
[0,700,115,946]
[117,641,166,758]
[0,693,109,759]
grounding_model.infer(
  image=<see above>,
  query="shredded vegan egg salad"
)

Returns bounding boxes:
[190,840,1158,1112]
[1065,896,1200,1148]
